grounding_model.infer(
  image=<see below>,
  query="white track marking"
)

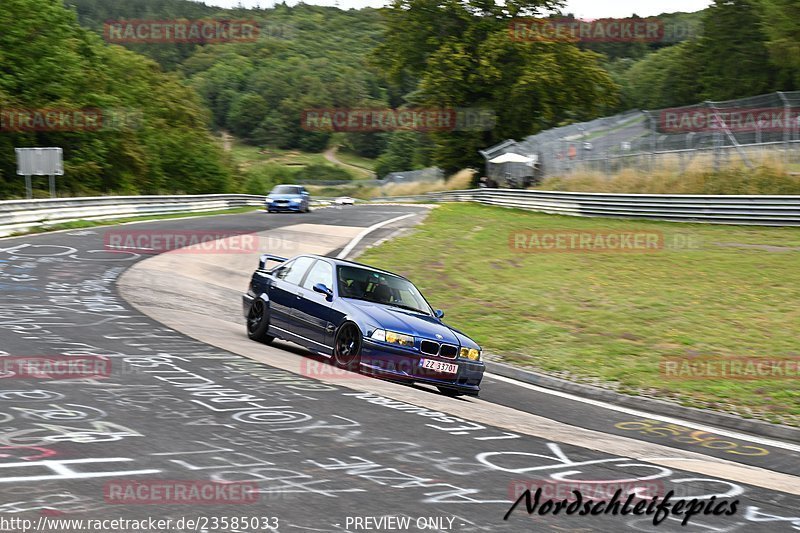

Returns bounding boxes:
[486,372,800,453]
[336,213,418,259]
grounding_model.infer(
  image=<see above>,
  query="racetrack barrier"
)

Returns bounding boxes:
[377,189,800,226]
[0,194,269,237]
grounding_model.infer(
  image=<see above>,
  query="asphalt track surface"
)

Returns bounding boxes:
[0,205,798,533]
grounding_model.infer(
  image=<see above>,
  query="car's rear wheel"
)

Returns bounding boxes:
[437,386,463,398]
[333,323,361,370]
[247,298,274,344]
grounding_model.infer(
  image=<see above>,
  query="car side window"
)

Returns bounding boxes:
[283,256,315,286]
[302,260,333,291]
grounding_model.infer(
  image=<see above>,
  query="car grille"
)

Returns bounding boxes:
[439,344,458,359]
[420,340,439,355]
[419,341,458,359]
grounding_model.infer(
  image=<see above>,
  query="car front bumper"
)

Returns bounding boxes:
[359,339,484,396]
[266,202,304,212]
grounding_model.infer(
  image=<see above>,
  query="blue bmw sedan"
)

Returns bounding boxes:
[242,254,484,396]
[265,184,310,213]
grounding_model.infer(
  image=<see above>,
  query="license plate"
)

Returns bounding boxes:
[419,359,458,374]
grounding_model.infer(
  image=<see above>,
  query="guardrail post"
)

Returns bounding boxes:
[779,91,790,164]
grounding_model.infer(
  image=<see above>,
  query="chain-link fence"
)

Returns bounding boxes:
[484,91,800,183]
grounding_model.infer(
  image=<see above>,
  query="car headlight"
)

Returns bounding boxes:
[370,329,414,347]
[265,198,274,203]
[460,347,481,361]
[290,198,301,204]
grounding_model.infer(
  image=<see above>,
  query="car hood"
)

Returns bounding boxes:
[268,194,302,200]
[346,299,462,344]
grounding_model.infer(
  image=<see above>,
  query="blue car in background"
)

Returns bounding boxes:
[243,254,485,397]
[266,184,310,213]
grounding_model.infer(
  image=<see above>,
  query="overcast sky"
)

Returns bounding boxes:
[200,0,712,18]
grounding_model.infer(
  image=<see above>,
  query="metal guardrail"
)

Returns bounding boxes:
[378,189,800,226]
[0,194,266,237]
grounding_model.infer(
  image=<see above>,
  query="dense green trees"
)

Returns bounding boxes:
[616,0,800,110]
[4,0,798,197]
[374,0,619,172]
[181,5,386,156]
[0,0,231,198]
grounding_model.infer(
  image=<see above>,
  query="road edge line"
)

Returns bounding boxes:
[486,360,800,445]
[336,213,418,259]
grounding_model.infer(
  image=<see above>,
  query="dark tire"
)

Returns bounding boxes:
[247,298,274,344]
[332,323,362,370]
[437,386,463,398]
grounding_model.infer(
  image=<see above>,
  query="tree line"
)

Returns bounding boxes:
[1,0,798,198]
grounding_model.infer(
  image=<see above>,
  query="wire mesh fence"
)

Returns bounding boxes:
[485,91,800,184]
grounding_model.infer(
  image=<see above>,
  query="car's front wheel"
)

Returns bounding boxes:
[247,298,274,344]
[332,322,361,370]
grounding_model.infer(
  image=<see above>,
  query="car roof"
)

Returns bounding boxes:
[291,254,410,281]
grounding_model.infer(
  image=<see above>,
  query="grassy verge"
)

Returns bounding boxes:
[231,144,331,170]
[308,169,476,200]
[229,141,379,185]
[541,156,800,195]
[358,203,800,426]
[335,149,378,172]
[7,206,260,238]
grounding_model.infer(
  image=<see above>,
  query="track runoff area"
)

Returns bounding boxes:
[0,204,797,533]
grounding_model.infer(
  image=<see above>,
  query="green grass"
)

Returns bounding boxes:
[335,149,378,173]
[358,203,800,426]
[8,206,260,238]
[231,144,330,169]
[229,142,374,181]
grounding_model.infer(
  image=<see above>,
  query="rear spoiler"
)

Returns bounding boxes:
[259,254,287,271]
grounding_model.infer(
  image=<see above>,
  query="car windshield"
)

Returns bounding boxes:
[337,265,432,316]
[271,186,302,195]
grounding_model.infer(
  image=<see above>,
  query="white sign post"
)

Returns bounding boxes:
[15,147,64,199]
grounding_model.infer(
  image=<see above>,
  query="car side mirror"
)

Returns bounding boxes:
[313,283,333,297]
[434,309,445,319]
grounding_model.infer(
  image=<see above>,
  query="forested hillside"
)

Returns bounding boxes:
[3,0,799,198]
[612,0,800,109]
[66,0,222,70]
[0,0,231,198]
